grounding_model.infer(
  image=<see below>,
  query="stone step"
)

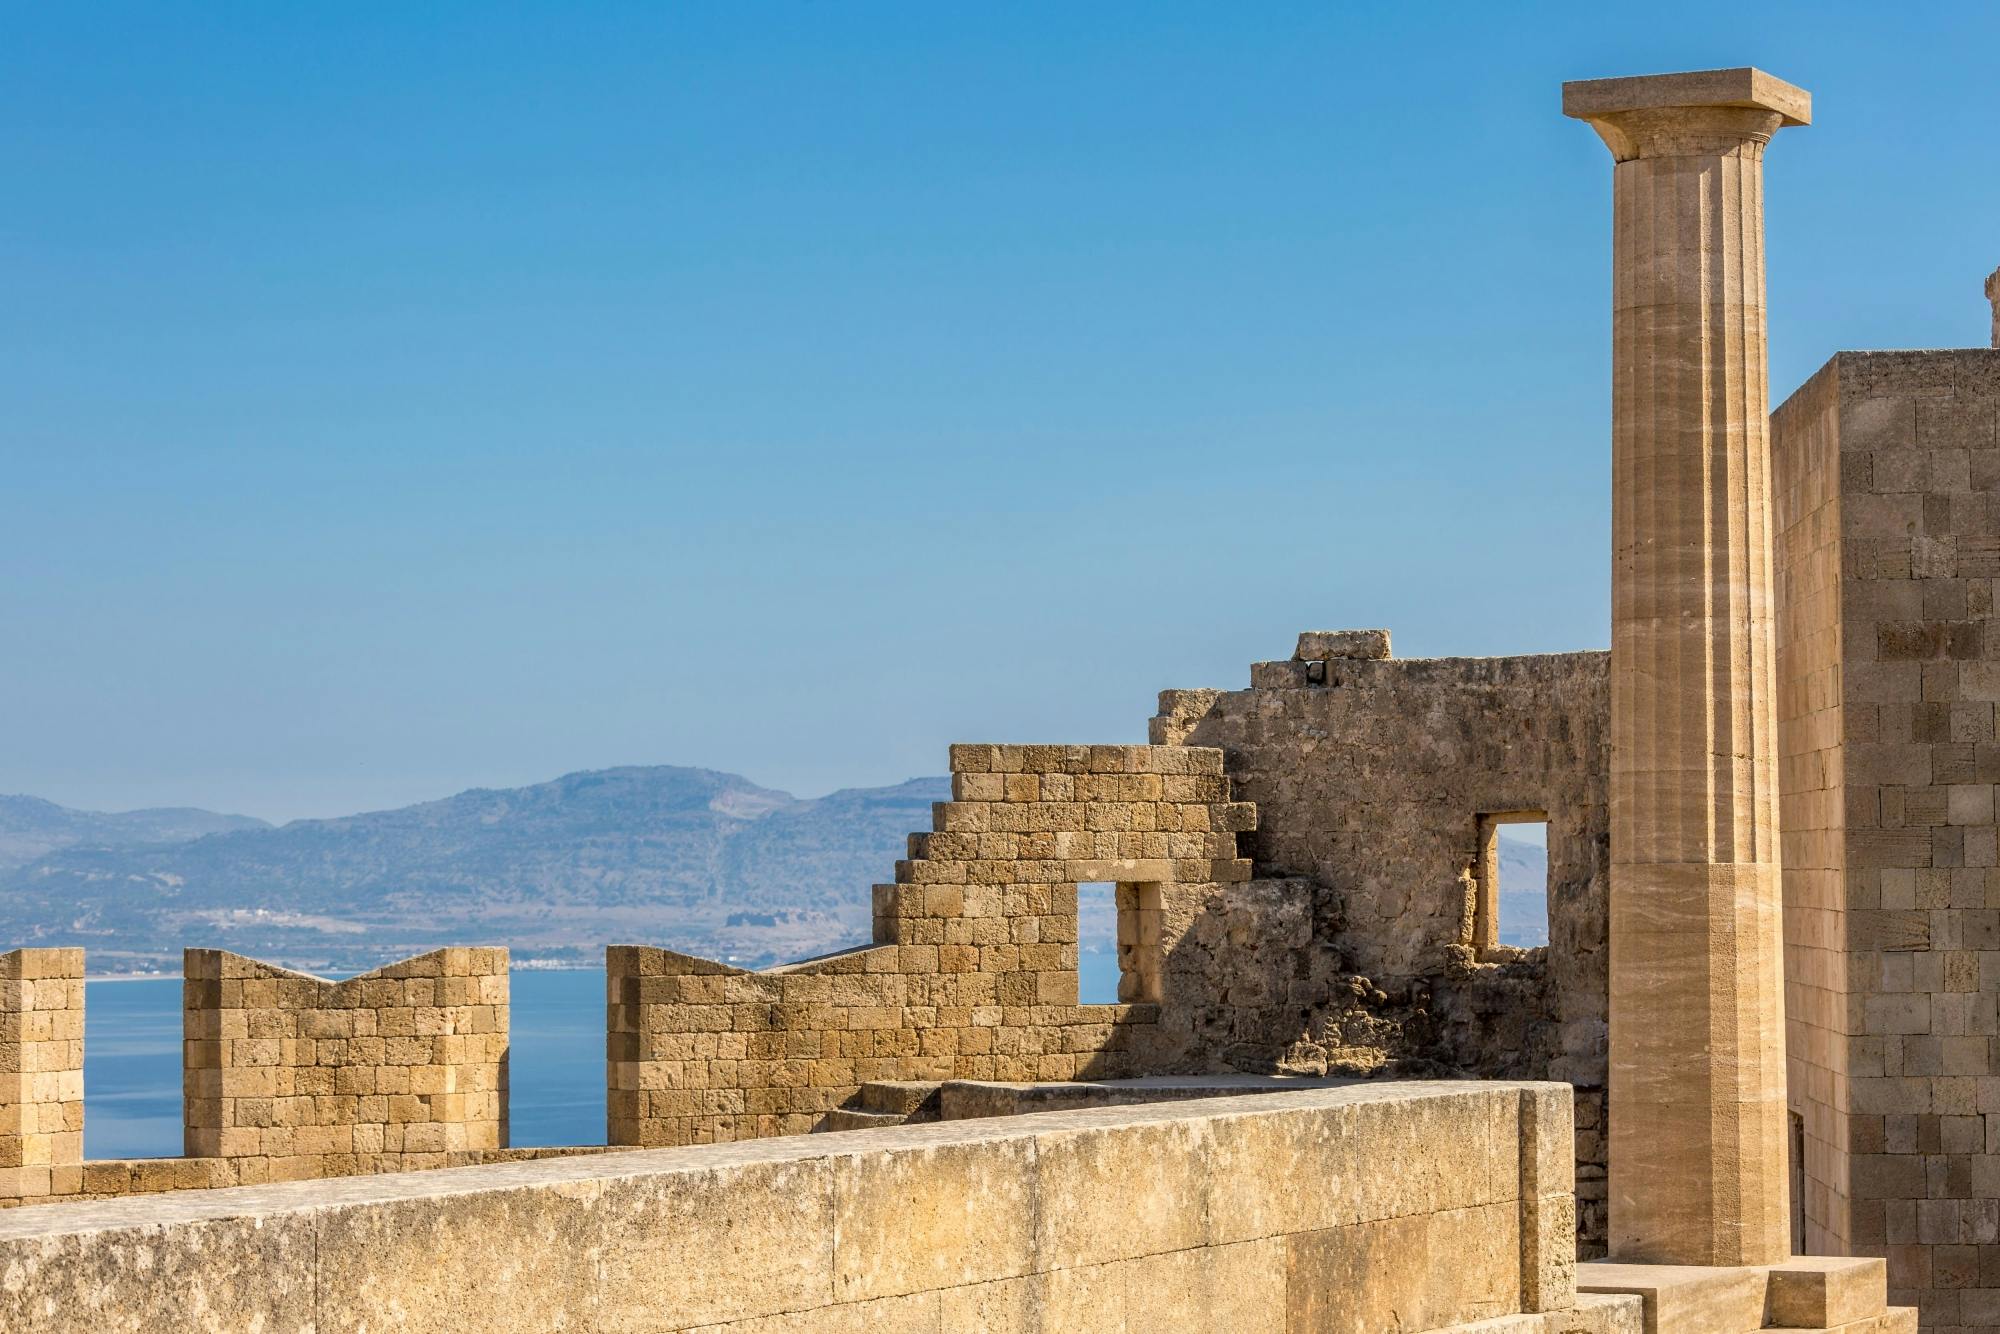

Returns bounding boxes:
[1579,1257,1911,1334]
[812,1108,904,1133]
[1435,1292,1644,1332]
[1764,1257,1889,1330]
[1578,1262,1765,1334]
[858,1080,943,1119]
[1766,1312,1916,1334]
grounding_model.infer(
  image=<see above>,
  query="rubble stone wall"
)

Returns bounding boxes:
[610,742,1253,1147]
[1152,646,1613,1251]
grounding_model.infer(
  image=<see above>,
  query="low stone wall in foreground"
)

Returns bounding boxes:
[0,1080,1634,1334]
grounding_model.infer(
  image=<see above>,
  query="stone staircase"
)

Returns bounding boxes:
[815,1081,943,1133]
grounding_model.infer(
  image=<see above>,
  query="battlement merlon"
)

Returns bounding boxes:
[1562,67,1809,161]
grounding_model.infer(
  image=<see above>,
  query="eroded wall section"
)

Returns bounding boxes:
[1153,644,1613,1248]
[609,742,1254,1146]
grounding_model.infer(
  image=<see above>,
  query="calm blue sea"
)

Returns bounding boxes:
[85,968,608,1158]
[84,954,1126,1157]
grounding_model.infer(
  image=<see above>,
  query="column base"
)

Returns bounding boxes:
[1579,1256,1916,1333]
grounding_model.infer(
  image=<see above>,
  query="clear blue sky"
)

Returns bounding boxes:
[4,3,1995,821]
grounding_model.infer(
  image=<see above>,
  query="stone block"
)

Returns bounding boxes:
[1577,1261,1765,1334]
[1294,629,1392,661]
[1032,1114,1210,1269]
[596,1156,835,1329]
[829,1134,1034,1303]
[1764,1255,1890,1328]
[0,1213,315,1332]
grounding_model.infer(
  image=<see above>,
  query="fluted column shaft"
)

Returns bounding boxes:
[1567,71,1809,1269]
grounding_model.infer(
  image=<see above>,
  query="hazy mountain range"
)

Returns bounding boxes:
[0,768,946,974]
[0,769,1550,974]
[1495,834,1550,949]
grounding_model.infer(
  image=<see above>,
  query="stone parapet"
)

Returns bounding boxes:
[183,947,509,1182]
[0,1080,1604,1333]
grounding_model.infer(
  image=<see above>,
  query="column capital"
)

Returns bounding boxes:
[1564,67,1810,162]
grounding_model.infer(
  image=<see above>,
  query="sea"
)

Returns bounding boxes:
[83,952,1127,1158]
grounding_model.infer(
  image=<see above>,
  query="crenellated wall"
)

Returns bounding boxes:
[0,945,589,1210]
[184,948,509,1180]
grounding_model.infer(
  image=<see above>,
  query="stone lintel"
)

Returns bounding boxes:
[1069,858,1176,884]
[1562,67,1810,127]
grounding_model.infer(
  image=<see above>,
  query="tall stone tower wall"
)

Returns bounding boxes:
[1773,348,2000,1328]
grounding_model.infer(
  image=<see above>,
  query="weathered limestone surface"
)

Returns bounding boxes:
[1293,628,1392,662]
[184,947,509,1182]
[0,1080,1589,1333]
[1566,66,1808,1268]
[1773,349,2000,1332]
[1155,648,1613,1249]
[609,743,1253,1147]
[1774,359,1854,1265]
[1579,1255,1909,1334]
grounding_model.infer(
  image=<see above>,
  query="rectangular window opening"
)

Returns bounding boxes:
[1078,881,1164,1004]
[1078,882,1120,1004]
[1476,812,1550,951]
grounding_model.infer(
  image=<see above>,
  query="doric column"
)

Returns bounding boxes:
[1564,67,1810,1268]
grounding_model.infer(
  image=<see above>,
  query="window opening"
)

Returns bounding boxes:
[1475,812,1550,951]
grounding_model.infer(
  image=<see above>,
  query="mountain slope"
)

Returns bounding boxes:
[0,768,946,974]
[1496,833,1549,948]
[0,795,269,873]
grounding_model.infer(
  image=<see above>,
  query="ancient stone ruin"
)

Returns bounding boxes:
[1,64,1992,1332]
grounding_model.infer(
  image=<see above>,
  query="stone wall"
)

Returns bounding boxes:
[1772,348,2000,1331]
[609,742,1252,1147]
[1774,360,1856,1258]
[0,1080,1641,1334]
[184,948,509,1181]
[1152,643,1613,1248]
[0,949,83,1203]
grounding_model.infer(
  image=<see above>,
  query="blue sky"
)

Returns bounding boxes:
[4,3,1996,821]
